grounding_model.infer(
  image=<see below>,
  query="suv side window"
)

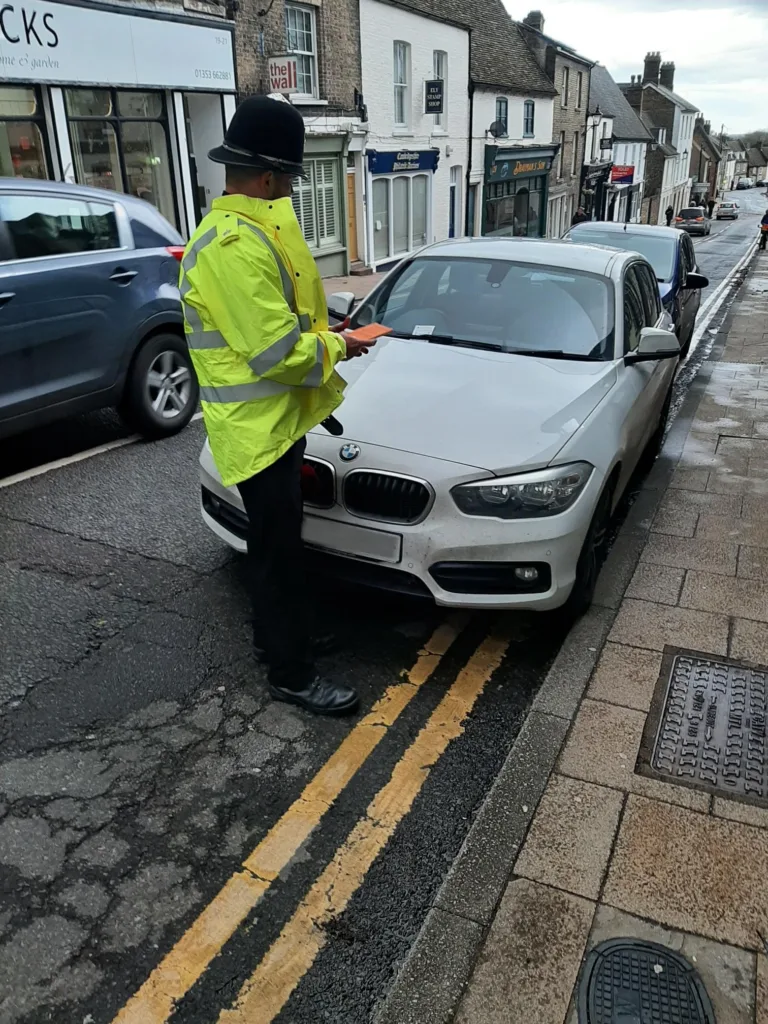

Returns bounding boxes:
[682,234,696,278]
[623,266,645,352]
[0,194,120,261]
[635,262,661,324]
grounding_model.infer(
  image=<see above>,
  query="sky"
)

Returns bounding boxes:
[504,0,768,136]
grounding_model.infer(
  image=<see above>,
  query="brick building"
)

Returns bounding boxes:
[620,53,697,224]
[233,0,366,274]
[517,10,592,237]
[0,0,236,238]
[689,118,722,204]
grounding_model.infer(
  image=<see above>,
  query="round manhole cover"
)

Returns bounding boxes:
[578,938,715,1024]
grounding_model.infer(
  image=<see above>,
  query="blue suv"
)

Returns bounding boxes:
[0,179,197,441]
[564,221,708,356]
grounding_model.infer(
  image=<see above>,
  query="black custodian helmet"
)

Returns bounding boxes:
[208,95,306,178]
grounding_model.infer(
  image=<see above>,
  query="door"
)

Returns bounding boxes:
[0,191,137,422]
[678,233,700,343]
[618,263,666,482]
[346,172,358,263]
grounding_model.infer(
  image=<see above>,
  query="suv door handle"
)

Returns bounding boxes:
[0,291,15,306]
[110,268,138,284]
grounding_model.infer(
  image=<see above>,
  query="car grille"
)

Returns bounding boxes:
[302,457,335,508]
[343,471,432,524]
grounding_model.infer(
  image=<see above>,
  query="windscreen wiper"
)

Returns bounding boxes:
[506,348,604,362]
[420,333,504,352]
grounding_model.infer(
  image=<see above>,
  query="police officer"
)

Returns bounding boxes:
[180,96,374,715]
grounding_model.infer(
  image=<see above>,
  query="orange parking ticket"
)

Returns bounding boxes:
[344,323,392,342]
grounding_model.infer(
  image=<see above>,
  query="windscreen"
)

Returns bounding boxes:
[567,226,677,282]
[352,256,615,360]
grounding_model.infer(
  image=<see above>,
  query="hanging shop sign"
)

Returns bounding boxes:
[424,79,444,114]
[367,149,440,174]
[611,165,635,184]
[267,55,299,94]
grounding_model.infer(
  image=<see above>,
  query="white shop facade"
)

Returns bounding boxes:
[0,0,237,237]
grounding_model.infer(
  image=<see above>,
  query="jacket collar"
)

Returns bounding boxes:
[212,194,295,229]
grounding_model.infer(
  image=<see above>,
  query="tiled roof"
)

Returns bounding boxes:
[589,65,652,142]
[748,147,768,167]
[651,82,698,113]
[381,0,557,95]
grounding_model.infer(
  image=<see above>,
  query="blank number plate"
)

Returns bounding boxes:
[303,515,402,564]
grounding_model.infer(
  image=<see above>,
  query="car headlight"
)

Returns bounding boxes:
[451,462,593,519]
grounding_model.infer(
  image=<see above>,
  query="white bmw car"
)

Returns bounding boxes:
[200,238,679,614]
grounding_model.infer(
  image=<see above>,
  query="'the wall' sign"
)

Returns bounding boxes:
[268,54,299,94]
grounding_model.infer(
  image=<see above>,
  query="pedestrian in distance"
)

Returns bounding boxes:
[179,95,375,716]
[707,198,716,218]
[571,206,588,225]
[665,205,674,227]
[759,209,768,251]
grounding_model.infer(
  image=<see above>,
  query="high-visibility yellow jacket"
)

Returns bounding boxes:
[180,194,347,487]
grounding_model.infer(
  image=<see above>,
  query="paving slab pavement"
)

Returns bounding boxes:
[375,250,768,1023]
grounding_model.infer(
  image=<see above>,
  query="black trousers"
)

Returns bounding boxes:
[760,231,767,251]
[237,439,314,690]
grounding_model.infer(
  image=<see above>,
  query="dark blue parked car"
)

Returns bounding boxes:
[564,221,709,356]
[0,178,197,441]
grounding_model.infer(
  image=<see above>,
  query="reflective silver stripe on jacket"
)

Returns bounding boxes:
[200,380,293,403]
[180,226,218,334]
[301,339,325,388]
[248,322,301,374]
[237,219,296,312]
[187,329,228,350]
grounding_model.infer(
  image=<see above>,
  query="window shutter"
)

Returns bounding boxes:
[292,165,317,247]
[315,158,339,245]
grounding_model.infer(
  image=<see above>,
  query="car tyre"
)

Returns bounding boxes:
[561,484,613,621]
[120,332,198,439]
[642,384,673,468]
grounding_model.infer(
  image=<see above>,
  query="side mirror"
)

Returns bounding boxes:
[326,291,356,322]
[624,326,681,365]
[684,271,709,290]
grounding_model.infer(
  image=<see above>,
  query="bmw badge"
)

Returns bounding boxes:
[340,443,361,462]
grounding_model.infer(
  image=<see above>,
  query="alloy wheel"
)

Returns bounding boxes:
[145,350,193,420]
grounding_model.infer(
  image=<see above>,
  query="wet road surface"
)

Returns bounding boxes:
[0,190,763,1023]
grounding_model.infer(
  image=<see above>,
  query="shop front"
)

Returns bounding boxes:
[365,148,439,271]
[0,0,236,237]
[581,162,612,222]
[482,145,556,238]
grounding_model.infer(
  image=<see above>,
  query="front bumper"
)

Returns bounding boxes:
[199,441,602,611]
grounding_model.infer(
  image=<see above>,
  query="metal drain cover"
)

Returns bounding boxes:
[637,648,768,805]
[578,938,715,1024]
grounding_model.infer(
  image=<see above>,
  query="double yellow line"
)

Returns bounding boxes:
[113,615,510,1023]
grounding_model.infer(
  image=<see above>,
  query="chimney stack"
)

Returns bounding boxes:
[660,61,675,90]
[523,10,544,32]
[643,51,661,85]
[704,121,711,135]
[630,75,635,84]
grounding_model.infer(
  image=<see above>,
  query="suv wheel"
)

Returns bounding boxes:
[121,333,198,438]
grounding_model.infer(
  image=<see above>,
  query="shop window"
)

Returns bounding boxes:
[285,4,318,98]
[433,51,447,129]
[484,176,545,238]
[394,42,410,128]
[65,88,177,229]
[0,194,119,260]
[495,98,508,137]
[291,157,340,252]
[523,100,535,137]
[372,173,429,261]
[0,86,50,180]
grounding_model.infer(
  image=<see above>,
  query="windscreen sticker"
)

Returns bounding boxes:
[412,325,435,336]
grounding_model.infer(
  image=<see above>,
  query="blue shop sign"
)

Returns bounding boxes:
[368,149,440,175]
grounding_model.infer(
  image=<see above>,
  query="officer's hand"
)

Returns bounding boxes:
[342,333,377,359]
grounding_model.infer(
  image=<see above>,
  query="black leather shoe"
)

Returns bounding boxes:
[268,677,359,716]
[254,633,338,664]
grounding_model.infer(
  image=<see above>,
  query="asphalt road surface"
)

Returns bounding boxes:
[0,190,764,1024]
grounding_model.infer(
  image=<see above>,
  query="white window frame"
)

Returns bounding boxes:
[393,41,411,129]
[433,50,447,131]
[561,66,569,107]
[285,3,318,100]
[371,172,431,261]
[495,96,508,137]
[523,99,535,137]
[292,156,341,252]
